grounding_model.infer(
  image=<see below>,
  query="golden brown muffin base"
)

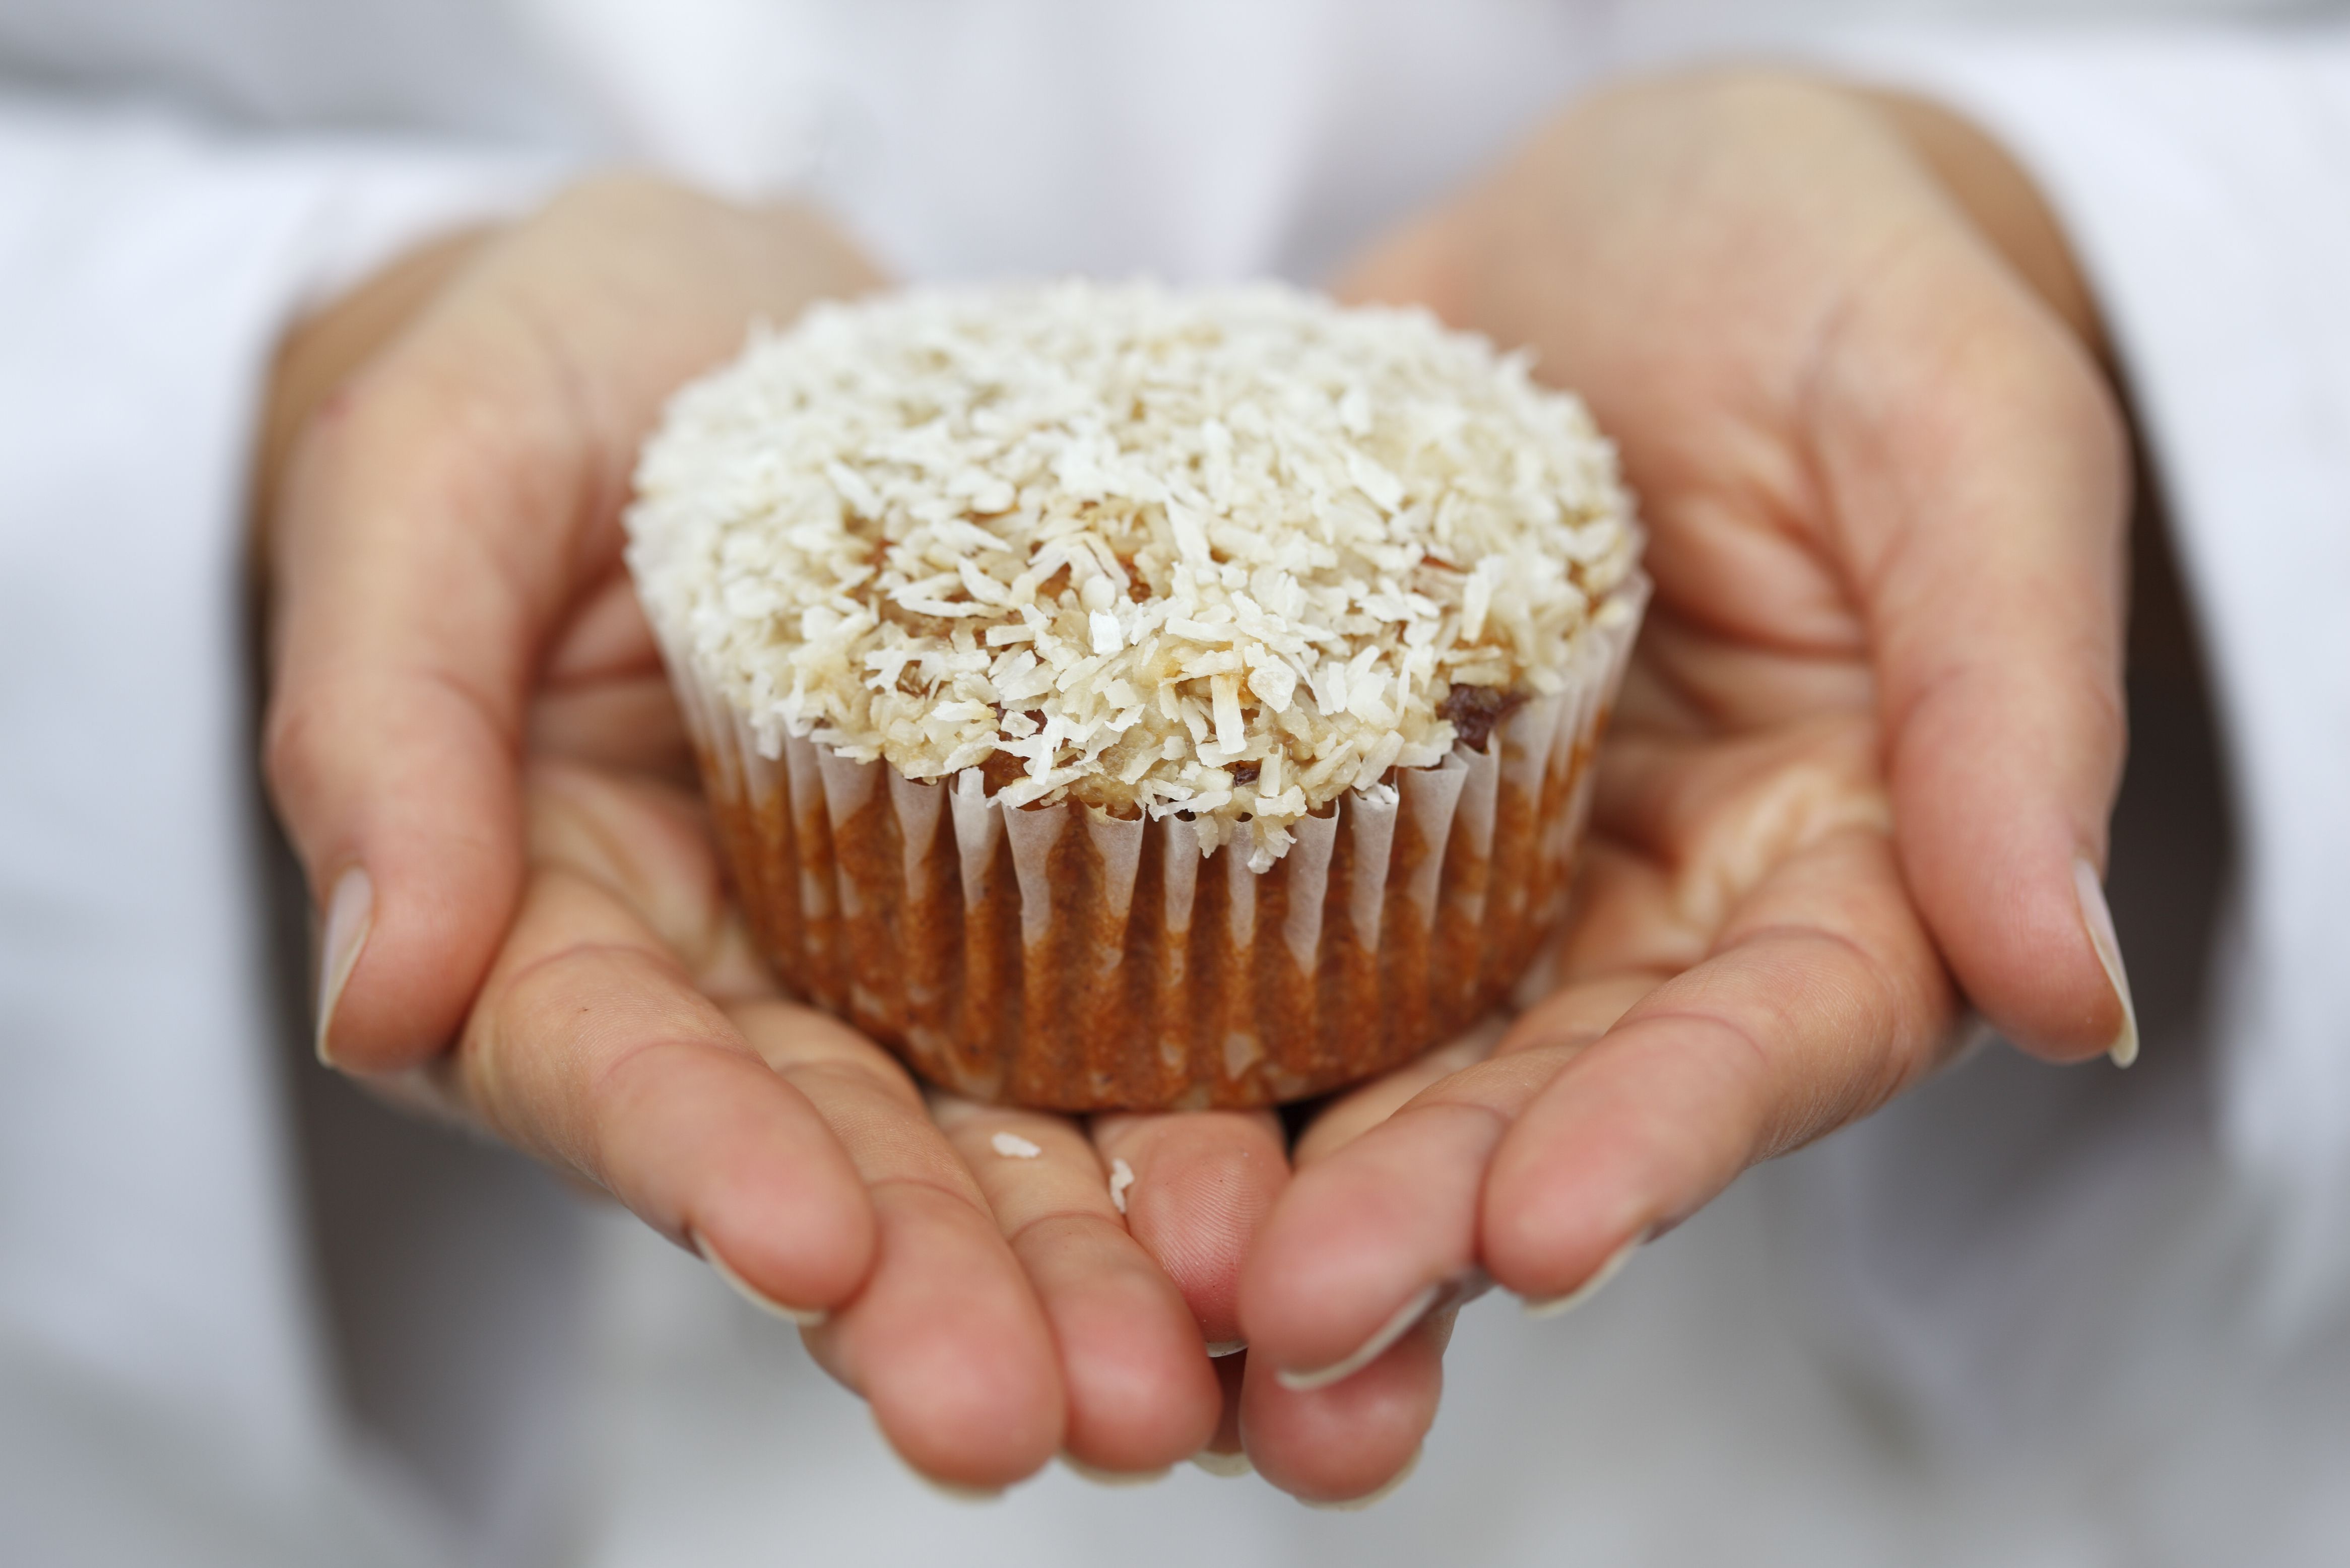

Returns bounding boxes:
[675,577,1644,1112]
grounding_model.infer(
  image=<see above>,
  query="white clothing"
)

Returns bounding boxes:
[3,4,2348,1564]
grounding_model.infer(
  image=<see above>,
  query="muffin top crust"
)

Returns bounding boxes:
[626,279,1639,864]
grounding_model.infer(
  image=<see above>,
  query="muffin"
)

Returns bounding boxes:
[625,280,1644,1111]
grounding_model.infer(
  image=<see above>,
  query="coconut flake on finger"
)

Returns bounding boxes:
[626,278,1640,868]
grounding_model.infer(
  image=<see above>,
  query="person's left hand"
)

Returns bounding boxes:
[1230,68,2135,1501]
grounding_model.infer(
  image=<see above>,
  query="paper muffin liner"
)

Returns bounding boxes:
[659,575,1647,1112]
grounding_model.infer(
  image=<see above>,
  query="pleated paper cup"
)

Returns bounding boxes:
[661,574,1646,1113]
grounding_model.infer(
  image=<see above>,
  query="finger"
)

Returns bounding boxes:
[1617,605,1879,737]
[934,1098,1220,1474]
[1289,1018,1507,1168]
[731,1007,1066,1488]
[1483,825,1954,1300]
[1238,1314,1450,1505]
[267,290,608,1073]
[1239,982,1645,1385]
[1193,1350,1251,1475]
[1089,1109,1289,1352]
[1816,244,2134,1062]
[522,761,762,996]
[454,867,875,1325]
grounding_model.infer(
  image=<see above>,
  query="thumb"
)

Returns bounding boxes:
[264,292,595,1072]
[1819,239,2136,1065]
[263,182,883,1073]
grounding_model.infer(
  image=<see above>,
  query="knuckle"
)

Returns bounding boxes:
[259,688,329,822]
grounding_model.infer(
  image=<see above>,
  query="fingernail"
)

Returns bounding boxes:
[1274,1268,1489,1393]
[692,1231,829,1327]
[1204,1338,1247,1358]
[1522,1229,1647,1319]
[2074,858,2140,1068]
[1061,1455,1169,1487]
[314,866,374,1067]
[1299,1446,1421,1511]
[1190,1447,1254,1478]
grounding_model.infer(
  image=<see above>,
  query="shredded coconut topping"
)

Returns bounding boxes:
[990,1131,1043,1160]
[627,279,1639,863]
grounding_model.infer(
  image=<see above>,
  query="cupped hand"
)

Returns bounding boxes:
[256,176,1330,1489]
[1237,69,2137,1479]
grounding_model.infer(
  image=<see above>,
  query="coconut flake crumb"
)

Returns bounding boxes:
[628,279,1639,863]
[1108,1157,1137,1215]
[990,1131,1043,1160]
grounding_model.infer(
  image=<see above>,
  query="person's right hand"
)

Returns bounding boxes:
[257,179,1328,1491]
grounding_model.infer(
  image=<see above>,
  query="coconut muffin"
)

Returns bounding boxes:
[625,279,1644,1110]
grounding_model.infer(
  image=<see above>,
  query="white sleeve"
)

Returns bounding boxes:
[0,103,555,1565]
[1831,30,2350,1329]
